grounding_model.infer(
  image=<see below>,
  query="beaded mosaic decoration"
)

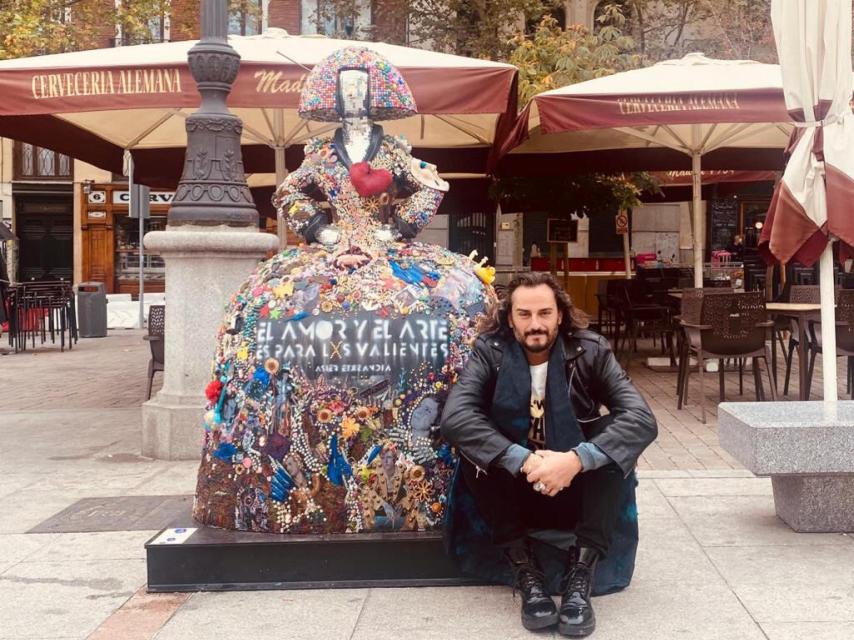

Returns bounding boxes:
[298,46,417,122]
[192,51,494,534]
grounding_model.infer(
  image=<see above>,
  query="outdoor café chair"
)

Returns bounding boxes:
[680,291,776,423]
[10,281,76,353]
[606,279,631,352]
[145,304,165,400]
[805,288,854,399]
[615,279,673,368]
[595,279,617,336]
[676,287,735,411]
[782,285,821,396]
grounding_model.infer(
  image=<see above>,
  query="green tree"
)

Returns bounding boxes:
[0,0,263,60]
[316,0,562,59]
[610,0,776,64]
[0,0,112,59]
[498,11,658,217]
[510,9,640,104]
[116,0,173,45]
[700,0,775,62]
[167,0,264,41]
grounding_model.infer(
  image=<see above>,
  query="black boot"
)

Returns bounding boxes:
[558,546,598,637]
[506,542,559,631]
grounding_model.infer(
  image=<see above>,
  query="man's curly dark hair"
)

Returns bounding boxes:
[478,272,589,337]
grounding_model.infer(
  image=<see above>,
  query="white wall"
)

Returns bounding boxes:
[416,213,448,248]
[679,200,701,265]
[0,139,13,229]
[0,139,14,281]
[566,214,590,258]
[495,212,523,266]
[631,203,681,261]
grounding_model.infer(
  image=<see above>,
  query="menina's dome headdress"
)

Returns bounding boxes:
[298,46,417,122]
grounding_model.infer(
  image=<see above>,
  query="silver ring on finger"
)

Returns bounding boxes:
[533,481,545,493]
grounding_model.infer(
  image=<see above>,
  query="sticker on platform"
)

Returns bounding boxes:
[150,527,197,545]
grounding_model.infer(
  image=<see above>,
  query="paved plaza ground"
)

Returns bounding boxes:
[1,329,853,639]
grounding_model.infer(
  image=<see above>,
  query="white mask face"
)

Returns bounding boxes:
[338,69,369,119]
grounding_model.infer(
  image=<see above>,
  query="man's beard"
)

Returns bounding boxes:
[515,328,558,353]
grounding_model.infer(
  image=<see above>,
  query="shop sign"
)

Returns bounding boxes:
[615,211,629,235]
[112,190,174,205]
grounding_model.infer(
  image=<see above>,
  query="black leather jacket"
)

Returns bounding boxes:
[440,329,657,477]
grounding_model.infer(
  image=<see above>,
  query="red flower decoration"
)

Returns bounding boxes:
[205,380,224,403]
[349,162,393,197]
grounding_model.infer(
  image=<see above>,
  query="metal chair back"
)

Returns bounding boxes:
[836,290,854,354]
[699,291,768,356]
[148,305,165,365]
[679,288,704,326]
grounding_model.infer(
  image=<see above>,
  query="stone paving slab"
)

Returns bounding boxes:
[0,330,159,412]
[22,530,157,563]
[592,583,768,640]
[760,622,854,640]
[350,587,542,640]
[125,462,199,496]
[655,476,774,497]
[669,495,854,547]
[632,518,722,585]
[732,583,854,624]
[0,558,145,639]
[0,489,95,535]
[635,481,681,520]
[0,533,53,566]
[155,590,371,640]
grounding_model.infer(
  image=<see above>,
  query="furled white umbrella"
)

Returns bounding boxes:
[758,0,854,400]
[0,28,518,186]
[501,53,796,287]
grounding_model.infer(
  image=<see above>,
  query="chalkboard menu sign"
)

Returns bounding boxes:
[547,218,578,243]
[710,198,739,251]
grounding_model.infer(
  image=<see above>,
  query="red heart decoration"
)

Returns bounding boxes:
[349,161,393,197]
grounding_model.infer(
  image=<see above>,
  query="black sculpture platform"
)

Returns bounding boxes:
[145,526,484,592]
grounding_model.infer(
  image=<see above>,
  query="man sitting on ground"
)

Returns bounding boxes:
[441,272,657,637]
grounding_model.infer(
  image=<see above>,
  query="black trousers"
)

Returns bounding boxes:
[461,456,625,557]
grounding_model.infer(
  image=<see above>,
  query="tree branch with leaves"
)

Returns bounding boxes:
[500,12,658,217]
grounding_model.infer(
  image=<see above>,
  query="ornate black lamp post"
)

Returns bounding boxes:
[168,0,258,227]
[142,0,277,459]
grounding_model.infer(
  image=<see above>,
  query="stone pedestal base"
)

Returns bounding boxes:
[141,226,277,460]
[772,475,854,533]
[145,528,478,591]
[142,393,208,460]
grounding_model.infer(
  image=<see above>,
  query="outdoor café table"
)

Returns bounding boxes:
[767,302,823,401]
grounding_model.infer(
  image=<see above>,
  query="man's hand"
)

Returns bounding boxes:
[520,452,544,476]
[525,450,583,497]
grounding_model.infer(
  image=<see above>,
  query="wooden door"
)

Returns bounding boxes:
[16,197,73,282]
